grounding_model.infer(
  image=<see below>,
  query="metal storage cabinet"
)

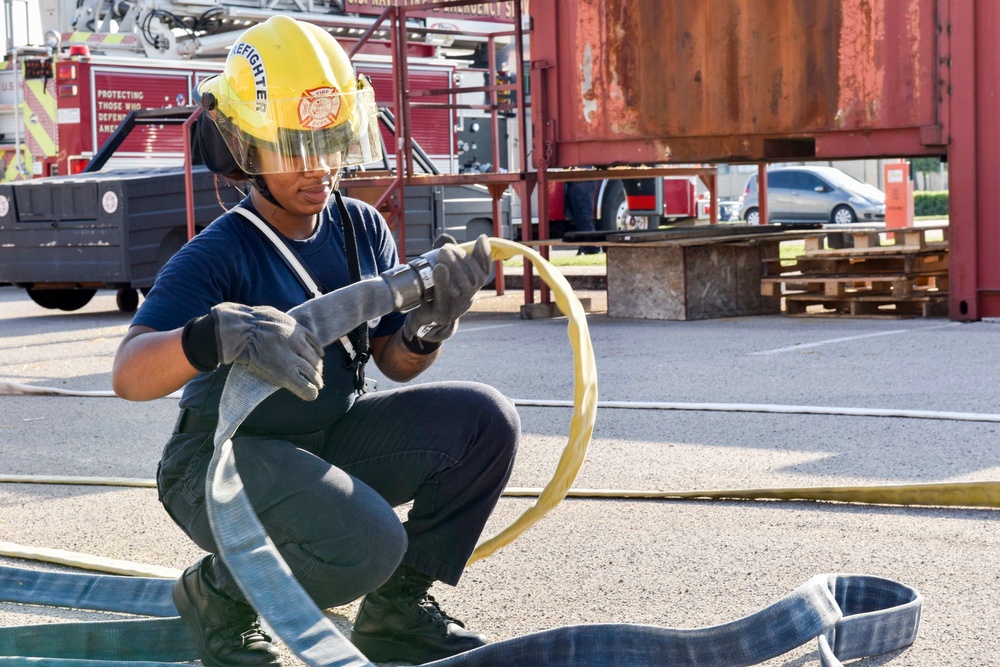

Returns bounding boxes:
[0,166,239,291]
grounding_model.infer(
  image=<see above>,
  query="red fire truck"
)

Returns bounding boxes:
[0,51,221,180]
[545,175,710,236]
[0,47,466,181]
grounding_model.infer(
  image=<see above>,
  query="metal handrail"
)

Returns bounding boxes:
[83,105,197,173]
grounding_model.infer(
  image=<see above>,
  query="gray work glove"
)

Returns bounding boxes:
[402,235,492,347]
[211,302,324,401]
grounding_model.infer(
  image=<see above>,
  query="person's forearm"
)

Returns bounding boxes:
[372,329,440,382]
[112,325,199,401]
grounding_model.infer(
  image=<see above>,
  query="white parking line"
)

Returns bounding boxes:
[460,322,530,334]
[749,321,962,355]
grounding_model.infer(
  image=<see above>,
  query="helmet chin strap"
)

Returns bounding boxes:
[249,174,282,208]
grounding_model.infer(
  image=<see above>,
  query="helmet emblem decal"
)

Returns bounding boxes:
[298,87,341,129]
[230,41,268,113]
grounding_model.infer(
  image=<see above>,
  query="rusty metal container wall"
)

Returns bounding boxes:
[532,0,943,166]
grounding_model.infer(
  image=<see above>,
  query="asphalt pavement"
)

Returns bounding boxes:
[1,282,998,666]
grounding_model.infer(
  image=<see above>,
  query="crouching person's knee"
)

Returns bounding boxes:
[479,383,521,464]
[281,502,407,609]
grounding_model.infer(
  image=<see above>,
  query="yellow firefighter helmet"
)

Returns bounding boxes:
[196,16,381,174]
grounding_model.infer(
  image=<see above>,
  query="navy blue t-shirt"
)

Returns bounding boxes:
[132,195,405,433]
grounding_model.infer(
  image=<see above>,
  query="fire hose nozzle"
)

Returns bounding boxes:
[380,248,441,313]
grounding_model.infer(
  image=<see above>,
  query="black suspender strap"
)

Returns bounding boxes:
[334,190,372,393]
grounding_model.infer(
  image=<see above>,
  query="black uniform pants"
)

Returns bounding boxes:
[157,381,520,608]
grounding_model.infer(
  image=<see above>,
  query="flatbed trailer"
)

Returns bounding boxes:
[0,166,242,311]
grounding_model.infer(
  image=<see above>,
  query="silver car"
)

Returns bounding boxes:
[739,166,886,225]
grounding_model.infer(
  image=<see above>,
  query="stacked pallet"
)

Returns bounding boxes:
[760,225,949,318]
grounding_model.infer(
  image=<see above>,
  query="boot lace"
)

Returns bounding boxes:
[415,593,467,629]
[384,569,469,631]
[228,602,273,647]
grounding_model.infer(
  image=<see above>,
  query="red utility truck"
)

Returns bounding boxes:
[523,174,710,241]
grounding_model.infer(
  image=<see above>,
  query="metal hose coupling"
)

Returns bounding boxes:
[379,248,441,313]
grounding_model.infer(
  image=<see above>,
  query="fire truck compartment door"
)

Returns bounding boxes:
[12,181,100,222]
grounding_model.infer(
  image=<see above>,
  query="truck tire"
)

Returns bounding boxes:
[598,180,627,231]
[27,288,97,311]
[116,288,140,313]
[464,218,494,242]
[599,179,650,231]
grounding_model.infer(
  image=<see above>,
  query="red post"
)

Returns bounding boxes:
[389,7,408,259]
[486,34,505,295]
[703,172,718,225]
[182,108,202,241]
[487,183,506,295]
[947,0,1000,320]
[526,57,556,306]
[756,164,768,225]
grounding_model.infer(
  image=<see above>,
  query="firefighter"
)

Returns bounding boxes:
[111,16,519,667]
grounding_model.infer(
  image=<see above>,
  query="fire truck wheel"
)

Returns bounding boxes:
[598,179,643,231]
[26,288,97,312]
[116,288,140,313]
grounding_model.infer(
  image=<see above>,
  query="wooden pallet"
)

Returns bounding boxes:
[784,293,949,319]
[765,224,949,319]
[803,224,948,255]
[763,270,948,298]
[763,250,949,278]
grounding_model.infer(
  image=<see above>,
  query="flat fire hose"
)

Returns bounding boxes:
[0,567,920,667]
[0,239,921,665]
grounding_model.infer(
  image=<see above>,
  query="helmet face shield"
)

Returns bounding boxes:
[203,75,382,175]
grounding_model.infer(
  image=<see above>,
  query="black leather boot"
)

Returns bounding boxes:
[350,564,487,663]
[172,555,282,667]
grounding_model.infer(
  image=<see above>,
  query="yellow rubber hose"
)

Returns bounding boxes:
[0,474,156,487]
[3,475,999,510]
[466,238,599,564]
[502,481,1000,507]
[0,540,181,578]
